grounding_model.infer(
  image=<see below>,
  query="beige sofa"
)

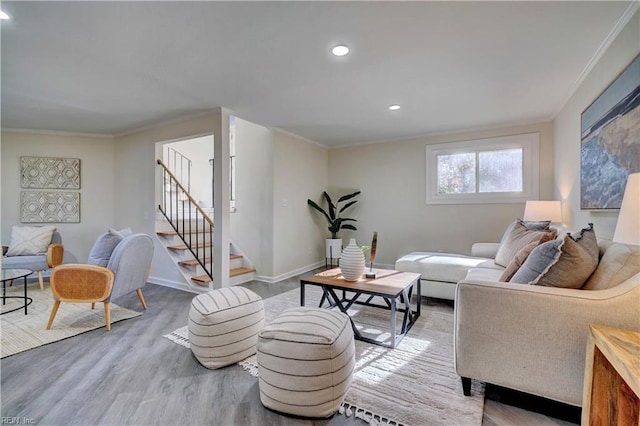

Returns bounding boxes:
[396,223,640,406]
[454,240,640,406]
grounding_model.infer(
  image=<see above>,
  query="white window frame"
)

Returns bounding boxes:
[425,132,540,205]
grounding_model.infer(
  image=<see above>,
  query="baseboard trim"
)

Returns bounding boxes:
[149,262,394,289]
[148,276,199,294]
[254,261,324,284]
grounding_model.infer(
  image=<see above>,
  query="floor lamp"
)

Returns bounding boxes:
[613,173,640,245]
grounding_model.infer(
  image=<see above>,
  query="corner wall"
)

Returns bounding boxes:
[114,112,224,286]
[328,122,554,265]
[271,130,329,280]
[554,10,640,238]
[0,132,115,263]
[231,118,274,276]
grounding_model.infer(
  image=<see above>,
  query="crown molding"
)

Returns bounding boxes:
[0,128,114,138]
[549,1,640,121]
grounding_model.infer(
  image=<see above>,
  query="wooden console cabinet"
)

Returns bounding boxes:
[582,325,640,425]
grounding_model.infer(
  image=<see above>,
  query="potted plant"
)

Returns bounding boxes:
[307,190,360,261]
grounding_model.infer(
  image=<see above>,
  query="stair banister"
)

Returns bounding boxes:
[157,159,214,227]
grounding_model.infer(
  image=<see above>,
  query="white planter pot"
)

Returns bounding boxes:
[325,238,342,259]
[340,238,365,281]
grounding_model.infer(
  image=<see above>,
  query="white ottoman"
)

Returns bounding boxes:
[188,286,264,369]
[257,307,355,418]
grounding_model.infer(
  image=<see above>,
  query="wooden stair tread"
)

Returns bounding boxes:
[178,254,242,267]
[157,230,210,236]
[168,242,212,250]
[191,267,256,284]
[230,267,256,277]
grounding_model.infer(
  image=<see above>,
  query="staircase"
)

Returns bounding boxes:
[156,157,255,292]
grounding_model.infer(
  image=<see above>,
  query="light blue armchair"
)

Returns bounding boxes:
[106,233,154,309]
[47,232,154,331]
[2,230,64,290]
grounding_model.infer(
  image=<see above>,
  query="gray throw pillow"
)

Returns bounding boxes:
[510,223,599,288]
[495,220,557,267]
[87,228,124,267]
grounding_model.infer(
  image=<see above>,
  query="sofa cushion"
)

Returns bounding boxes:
[495,220,557,267]
[396,252,491,283]
[88,228,125,267]
[583,243,640,290]
[511,223,599,288]
[6,225,56,256]
[464,267,504,282]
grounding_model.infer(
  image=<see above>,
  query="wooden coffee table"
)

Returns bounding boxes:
[300,268,421,348]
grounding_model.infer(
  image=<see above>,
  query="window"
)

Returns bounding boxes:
[426,133,539,204]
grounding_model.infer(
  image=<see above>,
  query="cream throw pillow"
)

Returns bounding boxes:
[6,225,57,256]
[494,220,557,267]
[499,241,539,282]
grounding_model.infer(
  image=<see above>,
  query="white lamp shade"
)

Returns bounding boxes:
[613,173,640,245]
[523,201,562,223]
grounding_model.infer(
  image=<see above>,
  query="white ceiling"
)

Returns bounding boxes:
[0,1,634,147]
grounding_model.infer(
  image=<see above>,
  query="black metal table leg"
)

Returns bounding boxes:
[23,276,28,315]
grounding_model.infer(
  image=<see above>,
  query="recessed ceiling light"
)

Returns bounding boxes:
[331,45,350,57]
[0,10,10,20]
[389,104,401,111]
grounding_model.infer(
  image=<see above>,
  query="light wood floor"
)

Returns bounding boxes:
[0,273,578,425]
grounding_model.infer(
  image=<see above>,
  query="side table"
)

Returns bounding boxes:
[582,325,640,425]
[1,268,34,315]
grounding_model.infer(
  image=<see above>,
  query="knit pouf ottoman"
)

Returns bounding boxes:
[257,307,355,418]
[188,286,264,369]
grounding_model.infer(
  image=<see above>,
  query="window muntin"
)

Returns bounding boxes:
[426,133,539,204]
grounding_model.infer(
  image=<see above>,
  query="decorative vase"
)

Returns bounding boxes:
[340,238,365,281]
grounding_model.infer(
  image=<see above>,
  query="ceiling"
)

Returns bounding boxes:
[1,1,635,147]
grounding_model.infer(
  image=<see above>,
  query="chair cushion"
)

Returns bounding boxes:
[1,255,47,272]
[6,225,56,256]
[88,228,125,267]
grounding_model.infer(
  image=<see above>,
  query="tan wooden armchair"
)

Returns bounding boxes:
[46,264,115,331]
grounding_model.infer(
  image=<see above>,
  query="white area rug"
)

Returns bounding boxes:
[165,286,485,426]
[1,283,142,358]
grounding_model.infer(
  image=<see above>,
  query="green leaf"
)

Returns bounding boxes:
[339,200,358,213]
[323,192,336,220]
[337,191,361,203]
[307,199,331,223]
[342,224,357,231]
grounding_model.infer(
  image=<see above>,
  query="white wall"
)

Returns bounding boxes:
[554,10,639,239]
[164,135,214,206]
[1,131,115,263]
[272,130,329,279]
[114,113,224,285]
[328,122,554,265]
[231,117,273,276]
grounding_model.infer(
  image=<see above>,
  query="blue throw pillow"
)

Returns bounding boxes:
[87,228,124,267]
